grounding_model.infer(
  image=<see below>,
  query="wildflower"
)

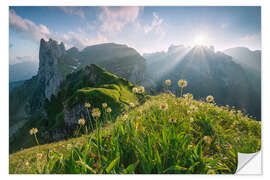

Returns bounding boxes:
[190,117,194,122]
[106,107,112,113]
[78,118,85,126]
[93,163,100,169]
[203,136,212,145]
[132,87,138,93]
[206,95,214,103]
[36,153,43,159]
[25,161,29,166]
[129,103,135,108]
[208,170,216,174]
[92,108,101,117]
[123,114,128,120]
[159,103,168,111]
[97,154,101,161]
[85,102,91,108]
[137,86,145,94]
[184,93,193,100]
[178,79,187,88]
[90,152,96,158]
[29,128,38,135]
[169,116,177,123]
[165,79,171,86]
[169,92,176,97]
[66,144,72,150]
[102,103,107,108]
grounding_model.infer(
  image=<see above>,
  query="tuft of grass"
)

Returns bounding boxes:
[9,93,260,174]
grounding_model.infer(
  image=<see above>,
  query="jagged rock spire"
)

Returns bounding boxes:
[37,38,66,100]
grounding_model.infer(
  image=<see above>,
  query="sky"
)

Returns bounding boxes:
[9,6,261,64]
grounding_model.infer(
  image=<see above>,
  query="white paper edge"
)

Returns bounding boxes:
[236,151,262,175]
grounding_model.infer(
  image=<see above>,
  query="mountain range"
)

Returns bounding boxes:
[9,39,261,152]
[9,61,38,82]
[143,45,261,121]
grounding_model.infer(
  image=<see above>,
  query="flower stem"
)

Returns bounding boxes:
[181,87,183,97]
[86,108,93,130]
[34,134,39,145]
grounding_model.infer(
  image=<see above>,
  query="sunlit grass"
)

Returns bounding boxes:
[10,90,260,174]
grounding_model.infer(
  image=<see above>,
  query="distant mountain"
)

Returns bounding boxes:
[224,47,261,73]
[9,38,146,137]
[224,47,261,114]
[9,80,26,92]
[68,43,146,84]
[143,45,261,120]
[9,61,38,82]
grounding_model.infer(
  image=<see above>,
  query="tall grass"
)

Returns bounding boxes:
[11,80,260,174]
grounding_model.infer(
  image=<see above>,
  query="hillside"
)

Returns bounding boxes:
[9,92,261,174]
[143,45,261,121]
[9,64,147,153]
[9,39,147,152]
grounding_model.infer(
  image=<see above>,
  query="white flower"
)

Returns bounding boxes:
[132,87,138,93]
[178,79,187,88]
[36,153,43,159]
[159,103,168,111]
[165,80,171,86]
[206,95,214,103]
[102,103,107,108]
[92,108,101,117]
[78,118,85,125]
[29,128,38,135]
[106,107,112,113]
[85,102,91,108]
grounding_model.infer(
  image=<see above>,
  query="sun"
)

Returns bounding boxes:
[194,35,208,46]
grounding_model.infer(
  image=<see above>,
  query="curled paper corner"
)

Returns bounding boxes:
[236,151,262,175]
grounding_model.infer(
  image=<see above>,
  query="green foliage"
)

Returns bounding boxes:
[9,93,260,174]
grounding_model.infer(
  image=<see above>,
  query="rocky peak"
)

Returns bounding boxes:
[37,38,66,100]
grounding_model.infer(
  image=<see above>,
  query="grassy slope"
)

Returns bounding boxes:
[10,65,145,153]
[9,93,261,174]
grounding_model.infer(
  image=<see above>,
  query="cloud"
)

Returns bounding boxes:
[10,9,107,51]
[9,9,51,43]
[16,56,33,61]
[57,31,108,50]
[240,34,261,41]
[144,12,164,33]
[58,7,85,19]
[98,7,141,34]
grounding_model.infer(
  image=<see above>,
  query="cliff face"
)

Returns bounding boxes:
[10,38,147,127]
[37,39,66,100]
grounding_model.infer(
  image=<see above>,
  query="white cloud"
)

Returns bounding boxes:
[144,12,164,33]
[58,7,85,19]
[10,9,108,51]
[56,31,108,50]
[9,9,51,42]
[98,7,141,34]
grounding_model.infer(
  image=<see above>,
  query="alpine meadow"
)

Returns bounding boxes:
[9,6,261,174]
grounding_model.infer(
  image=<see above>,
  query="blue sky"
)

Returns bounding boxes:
[9,6,261,64]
